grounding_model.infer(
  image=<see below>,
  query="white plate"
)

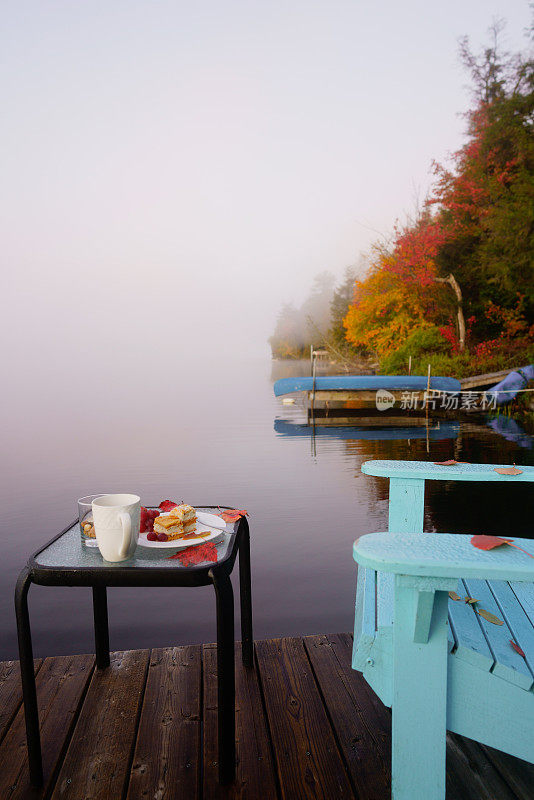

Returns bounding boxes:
[137,509,227,550]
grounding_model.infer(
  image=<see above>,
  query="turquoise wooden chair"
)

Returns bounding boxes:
[352,460,534,800]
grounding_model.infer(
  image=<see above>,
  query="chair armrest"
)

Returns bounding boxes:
[362,459,534,482]
[353,532,534,582]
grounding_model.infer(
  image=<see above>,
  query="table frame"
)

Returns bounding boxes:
[15,509,252,786]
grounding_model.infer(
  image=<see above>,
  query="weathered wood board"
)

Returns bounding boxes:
[0,637,531,799]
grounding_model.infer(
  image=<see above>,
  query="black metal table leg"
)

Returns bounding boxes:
[92,586,110,669]
[238,518,253,668]
[211,568,235,784]
[14,568,43,787]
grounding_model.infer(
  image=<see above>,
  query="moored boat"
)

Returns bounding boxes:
[273,374,461,413]
[273,375,461,396]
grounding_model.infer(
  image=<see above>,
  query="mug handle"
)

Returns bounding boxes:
[118,512,132,558]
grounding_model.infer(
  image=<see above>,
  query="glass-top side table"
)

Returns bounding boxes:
[15,507,252,787]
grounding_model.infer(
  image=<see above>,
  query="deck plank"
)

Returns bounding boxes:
[478,743,534,800]
[305,634,519,800]
[0,654,94,799]
[49,649,149,800]
[255,636,354,800]
[203,642,278,800]
[0,659,42,745]
[0,635,531,800]
[126,646,201,800]
[304,633,390,800]
[446,735,519,800]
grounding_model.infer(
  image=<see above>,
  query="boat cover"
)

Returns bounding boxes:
[273,375,461,397]
[491,365,534,405]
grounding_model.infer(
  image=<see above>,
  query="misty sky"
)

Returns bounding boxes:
[2,0,532,371]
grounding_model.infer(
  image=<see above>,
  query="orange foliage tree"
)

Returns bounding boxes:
[343,239,450,360]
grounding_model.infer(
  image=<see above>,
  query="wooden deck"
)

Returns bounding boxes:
[459,368,511,390]
[0,633,533,799]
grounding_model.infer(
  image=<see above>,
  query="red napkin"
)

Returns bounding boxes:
[167,542,218,566]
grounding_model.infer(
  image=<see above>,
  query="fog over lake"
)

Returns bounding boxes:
[1,1,532,658]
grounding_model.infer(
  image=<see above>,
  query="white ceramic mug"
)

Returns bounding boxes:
[92,494,140,562]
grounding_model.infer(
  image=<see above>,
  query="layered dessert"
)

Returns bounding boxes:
[153,503,197,541]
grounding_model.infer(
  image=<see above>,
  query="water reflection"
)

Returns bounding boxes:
[274,419,460,441]
[274,384,534,544]
[488,416,533,449]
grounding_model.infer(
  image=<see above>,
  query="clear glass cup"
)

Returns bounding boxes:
[78,495,103,547]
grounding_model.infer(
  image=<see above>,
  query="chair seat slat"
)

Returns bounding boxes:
[463,578,533,690]
[510,581,534,625]
[488,580,534,679]
[448,579,494,670]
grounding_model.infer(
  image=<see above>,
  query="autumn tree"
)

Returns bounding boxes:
[431,20,534,336]
[343,19,534,375]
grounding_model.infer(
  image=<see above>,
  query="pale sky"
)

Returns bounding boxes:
[2,0,532,371]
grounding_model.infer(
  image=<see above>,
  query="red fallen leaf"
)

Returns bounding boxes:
[494,466,523,475]
[167,542,218,566]
[477,608,503,626]
[471,535,513,551]
[159,500,178,512]
[434,460,459,466]
[510,639,525,657]
[471,535,534,558]
[218,508,248,523]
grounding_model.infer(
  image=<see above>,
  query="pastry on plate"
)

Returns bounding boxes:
[153,503,197,540]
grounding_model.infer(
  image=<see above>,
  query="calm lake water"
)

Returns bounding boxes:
[1,356,533,661]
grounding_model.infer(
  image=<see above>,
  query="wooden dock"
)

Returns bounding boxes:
[460,368,511,391]
[0,633,532,799]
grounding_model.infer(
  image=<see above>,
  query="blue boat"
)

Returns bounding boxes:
[273,375,461,397]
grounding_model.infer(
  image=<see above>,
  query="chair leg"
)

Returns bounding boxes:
[238,519,253,668]
[14,568,43,787]
[211,569,235,784]
[92,586,110,669]
[392,579,450,800]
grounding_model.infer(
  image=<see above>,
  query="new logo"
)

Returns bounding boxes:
[375,389,395,411]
